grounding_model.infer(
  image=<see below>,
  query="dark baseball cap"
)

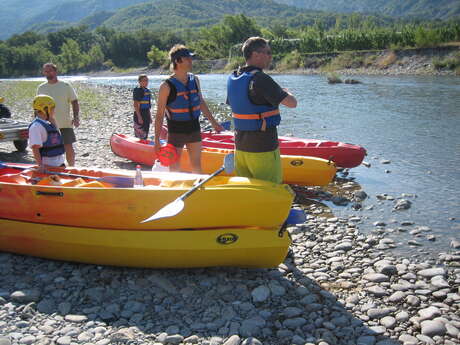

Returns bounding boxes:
[171,49,195,61]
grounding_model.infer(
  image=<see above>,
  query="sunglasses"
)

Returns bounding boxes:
[257,49,272,56]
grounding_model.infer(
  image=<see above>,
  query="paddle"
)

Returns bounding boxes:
[203,120,232,132]
[141,153,235,223]
[0,162,134,188]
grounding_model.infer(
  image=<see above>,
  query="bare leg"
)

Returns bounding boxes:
[169,148,183,172]
[64,143,75,166]
[186,141,202,174]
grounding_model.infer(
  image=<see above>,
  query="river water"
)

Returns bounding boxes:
[86,73,459,257]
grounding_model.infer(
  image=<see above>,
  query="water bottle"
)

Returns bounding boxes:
[151,160,169,172]
[133,165,144,188]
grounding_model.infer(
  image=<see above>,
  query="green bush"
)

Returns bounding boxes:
[147,46,167,68]
[276,50,304,71]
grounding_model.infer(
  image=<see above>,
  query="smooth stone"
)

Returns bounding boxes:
[356,335,376,345]
[251,286,270,303]
[418,306,441,321]
[380,316,396,329]
[420,320,447,337]
[431,276,450,288]
[388,291,406,303]
[367,308,391,319]
[398,333,418,345]
[366,286,388,297]
[363,273,389,283]
[395,311,410,322]
[417,268,446,278]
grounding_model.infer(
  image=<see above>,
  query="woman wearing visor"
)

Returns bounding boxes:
[153,44,223,173]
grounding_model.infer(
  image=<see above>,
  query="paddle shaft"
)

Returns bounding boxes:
[178,166,224,201]
[0,163,132,187]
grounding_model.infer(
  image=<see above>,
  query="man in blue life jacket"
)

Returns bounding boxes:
[227,37,297,183]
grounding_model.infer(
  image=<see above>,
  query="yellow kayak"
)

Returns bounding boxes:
[0,164,294,268]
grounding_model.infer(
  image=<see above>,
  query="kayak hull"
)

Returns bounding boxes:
[0,165,294,230]
[200,131,367,168]
[0,218,290,268]
[0,164,294,268]
[110,133,336,186]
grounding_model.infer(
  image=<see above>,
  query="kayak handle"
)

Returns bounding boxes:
[36,191,64,197]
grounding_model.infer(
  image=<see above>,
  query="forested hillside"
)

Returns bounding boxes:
[0,0,148,39]
[3,0,460,39]
[275,0,460,20]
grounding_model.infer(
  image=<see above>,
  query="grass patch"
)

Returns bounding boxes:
[324,52,364,71]
[376,51,398,69]
[432,52,460,70]
[276,50,304,71]
[1,80,107,121]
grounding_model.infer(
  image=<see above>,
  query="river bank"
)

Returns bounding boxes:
[84,45,460,78]
[0,81,459,345]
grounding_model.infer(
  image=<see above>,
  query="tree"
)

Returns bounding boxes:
[58,39,84,73]
[147,46,167,68]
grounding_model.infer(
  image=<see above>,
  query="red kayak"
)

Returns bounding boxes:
[160,126,366,168]
[160,126,367,168]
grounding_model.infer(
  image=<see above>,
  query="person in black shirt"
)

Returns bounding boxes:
[0,97,12,119]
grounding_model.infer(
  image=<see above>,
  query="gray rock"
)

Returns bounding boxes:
[394,199,411,210]
[420,320,447,337]
[251,286,270,303]
[418,268,446,278]
[356,335,376,345]
[363,273,389,283]
[223,335,240,345]
[10,289,41,303]
[367,308,391,319]
[418,306,441,321]
[430,275,450,288]
[398,333,418,345]
[283,307,303,318]
[241,337,262,345]
[380,316,396,329]
[388,291,405,303]
[283,317,307,329]
[334,241,353,251]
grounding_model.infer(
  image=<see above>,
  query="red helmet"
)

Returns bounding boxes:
[157,143,178,166]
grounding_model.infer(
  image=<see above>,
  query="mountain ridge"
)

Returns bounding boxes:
[1,0,459,40]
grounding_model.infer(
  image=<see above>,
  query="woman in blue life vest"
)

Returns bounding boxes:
[28,95,65,173]
[153,45,224,173]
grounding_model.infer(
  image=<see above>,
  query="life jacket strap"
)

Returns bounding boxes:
[167,105,201,113]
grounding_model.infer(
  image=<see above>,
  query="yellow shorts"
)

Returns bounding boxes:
[234,148,282,184]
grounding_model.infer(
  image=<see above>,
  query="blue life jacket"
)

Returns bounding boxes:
[166,74,201,121]
[29,118,65,157]
[139,87,151,110]
[227,69,280,131]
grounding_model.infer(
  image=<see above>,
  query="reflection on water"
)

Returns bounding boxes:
[85,74,460,257]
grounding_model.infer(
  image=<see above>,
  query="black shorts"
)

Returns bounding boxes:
[167,130,201,148]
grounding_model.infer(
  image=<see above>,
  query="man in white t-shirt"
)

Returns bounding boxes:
[37,63,80,166]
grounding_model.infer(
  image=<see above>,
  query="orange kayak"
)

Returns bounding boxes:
[110,133,337,186]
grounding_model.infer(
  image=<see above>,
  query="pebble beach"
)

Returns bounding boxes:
[0,82,459,345]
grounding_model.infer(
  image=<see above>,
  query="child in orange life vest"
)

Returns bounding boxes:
[28,95,65,173]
